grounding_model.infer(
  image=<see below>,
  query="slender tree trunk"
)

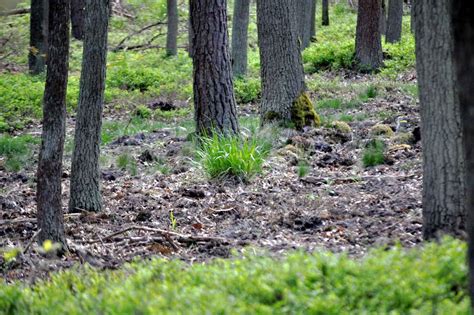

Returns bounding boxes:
[355,0,383,71]
[231,0,250,77]
[414,0,465,240]
[37,0,70,248]
[29,0,48,74]
[297,0,313,50]
[187,0,194,58]
[310,0,316,39]
[380,0,387,35]
[257,0,319,129]
[386,0,403,43]
[71,0,85,40]
[410,0,414,33]
[322,0,329,26]
[166,0,178,56]
[451,1,474,307]
[191,0,239,135]
[69,0,109,213]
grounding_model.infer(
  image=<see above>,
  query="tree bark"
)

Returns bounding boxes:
[386,0,403,43]
[451,1,474,307]
[322,0,329,26]
[310,0,316,39]
[191,0,240,135]
[71,0,85,40]
[297,0,313,50]
[187,0,194,58]
[414,0,465,240]
[69,0,109,213]
[37,0,70,247]
[29,0,48,74]
[166,0,178,56]
[231,0,250,77]
[355,0,383,71]
[380,0,386,35]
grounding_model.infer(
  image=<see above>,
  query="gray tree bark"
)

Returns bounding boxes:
[166,0,178,56]
[386,0,403,43]
[380,0,387,35]
[297,0,313,50]
[322,0,329,26]
[37,0,70,248]
[310,0,316,39]
[187,0,194,58]
[191,0,240,135]
[29,0,48,74]
[355,0,383,71]
[414,0,465,239]
[231,0,250,77]
[71,0,85,40]
[451,1,474,304]
[69,0,109,213]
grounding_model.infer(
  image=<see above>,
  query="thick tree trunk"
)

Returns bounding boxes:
[297,0,313,50]
[37,0,70,248]
[191,0,239,135]
[69,0,109,213]
[29,0,48,74]
[380,0,387,35]
[231,0,250,77]
[451,1,474,306]
[166,0,178,56]
[71,0,85,40]
[257,0,319,129]
[355,0,383,71]
[386,0,403,43]
[414,0,465,240]
[322,0,329,26]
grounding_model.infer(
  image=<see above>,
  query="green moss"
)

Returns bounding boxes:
[392,132,415,145]
[291,92,321,129]
[332,121,352,133]
[370,124,394,137]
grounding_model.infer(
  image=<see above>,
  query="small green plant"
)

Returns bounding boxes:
[362,139,386,167]
[169,210,177,230]
[297,160,310,178]
[359,85,378,102]
[317,98,343,110]
[117,152,137,176]
[0,134,39,171]
[134,105,152,119]
[234,78,261,104]
[195,133,271,182]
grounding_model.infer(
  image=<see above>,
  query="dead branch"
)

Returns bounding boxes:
[113,21,166,51]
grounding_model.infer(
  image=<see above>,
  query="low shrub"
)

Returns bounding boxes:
[362,139,386,167]
[234,77,261,104]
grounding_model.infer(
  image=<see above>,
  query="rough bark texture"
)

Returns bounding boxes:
[69,0,109,213]
[37,0,69,247]
[187,0,194,58]
[322,0,329,26]
[71,0,85,40]
[297,0,313,49]
[414,0,465,240]
[257,0,305,124]
[231,0,250,77]
[386,0,403,43]
[29,0,48,74]
[451,1,474,306]
[380,0,387,35]
[355,0,383,71]
[191,0,239,135]
[166,0,178,56]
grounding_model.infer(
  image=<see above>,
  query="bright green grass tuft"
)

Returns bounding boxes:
[0,134,39,172]
[362,139,386,167]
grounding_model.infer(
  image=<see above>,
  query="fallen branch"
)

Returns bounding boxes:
[0,8,30,17]
[0,213,82,227]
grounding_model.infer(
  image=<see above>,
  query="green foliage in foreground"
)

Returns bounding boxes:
[195,134,271,182]
[0,239,468,314]
[0,134,39,171]
[362,139,386,167]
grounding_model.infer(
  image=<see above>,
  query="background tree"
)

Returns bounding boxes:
[29,0,48,74]
[71,0,85,40]
[380,0,386,35]
[355,0,383,70]
[69,0,110,213]
[451,1,474,304]
[190,0,239,135]
[322,0,329,26]
[37,0,70,247]
[297,0,314,49]
[231,0,250,77]
[166,0,178,56]
[386,0,403,43]
[414,0,465,239]
[257,0,319,128]
[187,0,194,58]
[310,0,316,39]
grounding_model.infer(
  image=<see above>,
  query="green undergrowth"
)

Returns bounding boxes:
[0,238,468,314]
[362,139,386,167]
[0,134,39,172]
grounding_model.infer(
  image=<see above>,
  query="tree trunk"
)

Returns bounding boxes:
[29,0,48,74]
[69,0,109,213]
[231,0,250,77]
[322,0,329,26]
[191,0,240,135]
[451,2,474,306]
[37,0,70,248]
[414,0,465,240]
[297,0,313,50]
[386,0,403,43]
[410,0,414,33]
[257,0,320,129]
[71,0,85,40]
[355,0,383,71]
[380,0,386,35]
[187,0,194,58]
[166,0,178,56]
[310,0,316,39]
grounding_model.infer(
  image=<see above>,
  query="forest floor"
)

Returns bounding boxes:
[0,69,423,282]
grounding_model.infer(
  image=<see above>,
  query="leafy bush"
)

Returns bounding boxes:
[0,238,468,314]
[0,134,39,172]
[362,139,386,167]
[196,134,271,182]
[234,77,261,104]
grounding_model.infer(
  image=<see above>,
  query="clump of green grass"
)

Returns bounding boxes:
[317,98,343,110]
[0,134,39,171]
[362,139,386,167]
[359,85,378,102]
[116,152,137,175]
[196,134,271,182]
[297,160,310,178]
